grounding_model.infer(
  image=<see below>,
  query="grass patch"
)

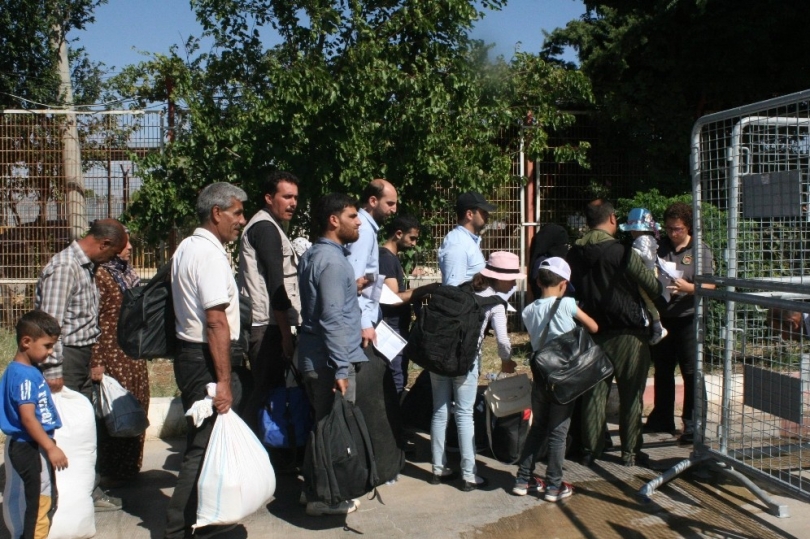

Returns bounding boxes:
[0,328,16,371]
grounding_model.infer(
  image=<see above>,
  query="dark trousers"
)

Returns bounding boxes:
[302,364,357,422]
[8,439,57,539]
[647,316,696,432]
[164,343,243,539]
[62,345,93,401]
[244,325,293,430]
[516,384,574,489]
[581,330,650,462]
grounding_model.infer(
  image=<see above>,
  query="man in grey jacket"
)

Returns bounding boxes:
[297,192,367,516]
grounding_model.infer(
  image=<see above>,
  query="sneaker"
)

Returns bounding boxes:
[305,500,358,516]
[93,487,122,512]
[512,475,546,496]
[462,475,488,492]
[430,468,457,485]
[191,524,238,538]
[385,474,400,485]
[650,325,668,345]
[544,482,573,502]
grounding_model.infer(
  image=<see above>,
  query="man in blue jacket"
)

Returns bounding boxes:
[298,193,367,516]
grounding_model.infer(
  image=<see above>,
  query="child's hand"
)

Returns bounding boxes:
[47,446,68,471]
[501,359,517,374]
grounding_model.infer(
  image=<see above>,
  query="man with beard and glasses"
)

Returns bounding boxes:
[297,193,367,516]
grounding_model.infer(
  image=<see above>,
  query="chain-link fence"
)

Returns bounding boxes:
[0,110,165,328]
[641,89,810,516]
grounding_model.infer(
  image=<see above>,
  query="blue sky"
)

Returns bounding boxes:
[73,0,585,72]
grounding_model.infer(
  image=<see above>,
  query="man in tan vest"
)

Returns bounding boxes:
[238,170,302,430]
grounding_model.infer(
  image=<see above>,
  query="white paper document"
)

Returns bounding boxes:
[379,284,403,305]
[361,274,387,303]
[657,257,684,280]
[373,320,408,362]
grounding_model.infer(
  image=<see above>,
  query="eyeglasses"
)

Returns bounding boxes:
[665,226,686,233]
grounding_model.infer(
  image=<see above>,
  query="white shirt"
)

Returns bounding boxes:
[476,287,511,360]
[172,228,240,343]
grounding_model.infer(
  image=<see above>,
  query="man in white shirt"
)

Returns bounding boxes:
[346,179,398,347]
[164,182,247,539]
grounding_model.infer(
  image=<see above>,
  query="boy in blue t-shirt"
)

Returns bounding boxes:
[512,258,598,502]
[1,310,67,538]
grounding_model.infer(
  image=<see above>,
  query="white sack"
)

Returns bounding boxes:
[49,387,97,539]
[194,410,275,529]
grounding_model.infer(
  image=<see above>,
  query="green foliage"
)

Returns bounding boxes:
[109,0,594,243]
[0,0,107,109]
[543,1,810,196]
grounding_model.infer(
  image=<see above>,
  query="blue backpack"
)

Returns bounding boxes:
[258,367,313,448]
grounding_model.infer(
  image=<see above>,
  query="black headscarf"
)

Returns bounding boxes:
[528,224,570,298]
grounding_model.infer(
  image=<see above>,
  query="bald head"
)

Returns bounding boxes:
[361,178,397,224]
[79,219,128,264]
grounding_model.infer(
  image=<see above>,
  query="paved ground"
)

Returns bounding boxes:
[2,427,807,539]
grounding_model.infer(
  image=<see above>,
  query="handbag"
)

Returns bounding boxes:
[483,373,532,418]
[530,299,614,405]
[483,374,532,464]
[94,374,150,437]
[258,364,313,449]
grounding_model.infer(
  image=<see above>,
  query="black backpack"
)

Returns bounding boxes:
[118,262,176,359]
[302,392,380,505]
[407,282,506,377]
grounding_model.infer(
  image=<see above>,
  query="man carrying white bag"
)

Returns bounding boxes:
[186,383,276,531]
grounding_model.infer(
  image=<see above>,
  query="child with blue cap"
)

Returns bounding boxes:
[619,208,668,345]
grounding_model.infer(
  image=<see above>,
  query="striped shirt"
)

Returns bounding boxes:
[35,241,100,380]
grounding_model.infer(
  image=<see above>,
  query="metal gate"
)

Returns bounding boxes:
[641,89,810,517]
[0,110,165,329]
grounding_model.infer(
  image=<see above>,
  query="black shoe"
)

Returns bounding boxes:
[623,451,651,468]
[462,476,488,492]
[187,524,238,539]
[678,432,694,445]
[579,454,595,468]
[430,469,457,485]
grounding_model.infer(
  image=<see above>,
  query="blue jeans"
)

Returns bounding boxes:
[430,363,479,482]
[516,383,573,489]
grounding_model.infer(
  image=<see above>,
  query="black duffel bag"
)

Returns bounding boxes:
[530,299,614,405]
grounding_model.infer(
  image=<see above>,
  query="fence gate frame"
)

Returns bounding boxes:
[638,88,810,518]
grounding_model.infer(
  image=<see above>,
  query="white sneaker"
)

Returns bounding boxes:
[305,500,358,516]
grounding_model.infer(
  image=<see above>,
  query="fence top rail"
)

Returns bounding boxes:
[2,109,147,115]
[692,88,810,131]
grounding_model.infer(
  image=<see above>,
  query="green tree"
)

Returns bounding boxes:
[112,0,593,244]
[542,0,810,195]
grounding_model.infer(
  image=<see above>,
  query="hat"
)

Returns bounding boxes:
[619,207,660,232]
[537,257,571,282]
[456,192,497,214]
[480,251,526,281]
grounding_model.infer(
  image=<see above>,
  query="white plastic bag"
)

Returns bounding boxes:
[97,373,149,437]
[49,387,97,539]
[194,409,276,529]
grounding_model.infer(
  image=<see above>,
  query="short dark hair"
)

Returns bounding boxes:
[384,214,420,239]
[585,199,615,229]
[259,169,299,203]
[16,310,60,345]
[360,180,386,205]
[536,268,565,289]
[663,202,693,233]
[313,193,358,235]
[88,218,127,248]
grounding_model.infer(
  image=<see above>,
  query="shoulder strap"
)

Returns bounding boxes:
[539,298,563,347]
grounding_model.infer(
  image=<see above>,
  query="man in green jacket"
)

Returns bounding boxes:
[566,199,663,467]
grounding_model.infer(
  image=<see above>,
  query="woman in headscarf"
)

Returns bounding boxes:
[528,224,570,299]
[90,231,150,486]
